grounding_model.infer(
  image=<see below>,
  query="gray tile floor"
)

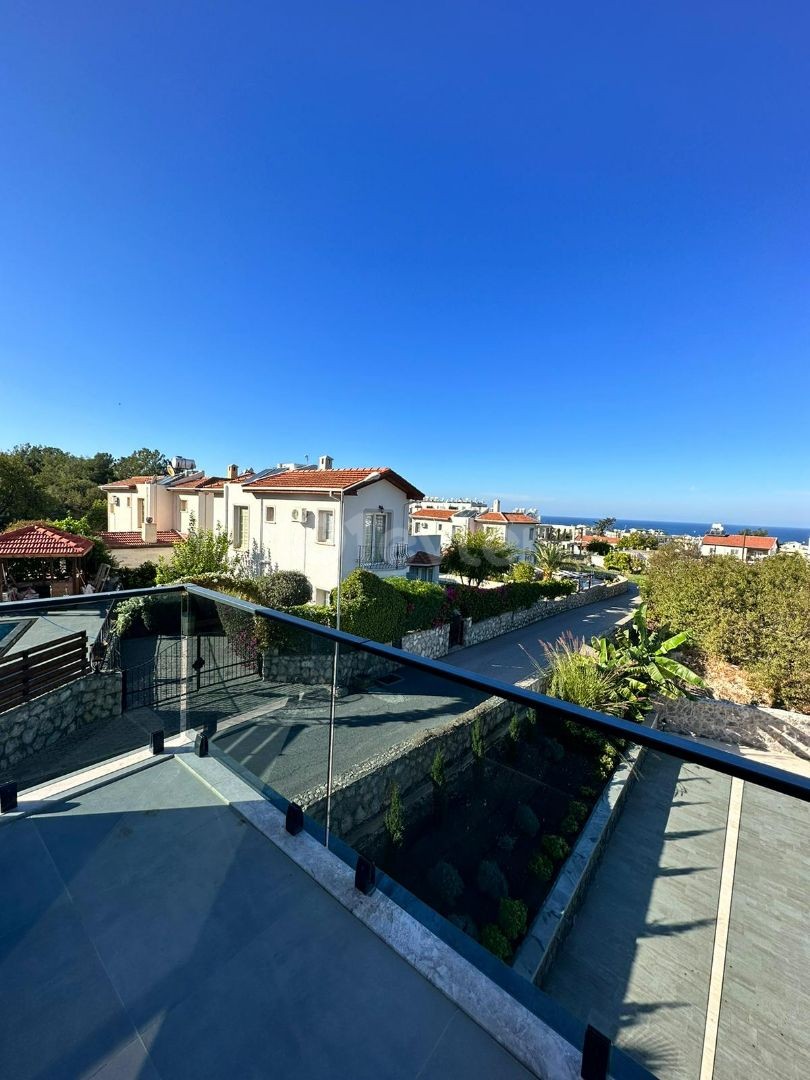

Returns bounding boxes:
[0,758,532,1080]
[541,751,810,1080]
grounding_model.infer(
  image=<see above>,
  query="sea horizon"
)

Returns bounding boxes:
[539,515,810,546]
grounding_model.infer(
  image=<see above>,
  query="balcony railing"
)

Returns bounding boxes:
[356,541,410,570]
[3,583,809,1080]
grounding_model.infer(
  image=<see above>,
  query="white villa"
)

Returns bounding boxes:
[699,533,778,561]
[101,456,438,599]
[409,498,540,562]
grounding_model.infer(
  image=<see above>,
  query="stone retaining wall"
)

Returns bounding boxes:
[461,579,628,650]
[261,648,396,688]
[400,623,450,659]
[0,672,122,774]
[298,678,543,851]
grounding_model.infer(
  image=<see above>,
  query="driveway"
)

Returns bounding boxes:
[444,587,641,683]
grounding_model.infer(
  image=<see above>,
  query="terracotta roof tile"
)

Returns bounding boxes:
[100,475,164,491]
[406,551,442,566]
[0,524,94,559]
[701,534,777,551]
[476,512,539,525]
[411,509,456,521]
[577,535,619,545]
[101,531,183,548]
[244,467,424,499]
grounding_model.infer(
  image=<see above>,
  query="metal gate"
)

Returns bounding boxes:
[121,634,261,712]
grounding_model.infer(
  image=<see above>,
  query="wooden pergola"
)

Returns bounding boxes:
[0,523,93,599]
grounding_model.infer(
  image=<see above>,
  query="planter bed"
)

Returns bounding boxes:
[361,722,621,964]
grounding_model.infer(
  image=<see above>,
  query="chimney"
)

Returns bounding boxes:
[141,518,157,545]
[318,455,333,471]
[227,464,239,481]
[493,498,501,513]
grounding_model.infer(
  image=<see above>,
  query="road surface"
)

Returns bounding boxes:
[444,586,640,683]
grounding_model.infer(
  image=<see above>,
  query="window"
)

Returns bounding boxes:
[362,511,389,563]
[233,506,249,550]
[421,522,428,530]
[413,566,433,582]
[137,498,145,527]
[126,497,131,508]
[317,510,334,544]
[437,523,442,531]
[528,528,535,541]
[265,505,276,524]
[315,588,330,606]
[179,499,188,513]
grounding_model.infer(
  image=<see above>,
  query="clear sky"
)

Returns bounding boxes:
[1,3,808,525]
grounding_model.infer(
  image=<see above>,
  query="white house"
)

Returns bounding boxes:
[410,507,479,542]
[474,500,539,562]
[699,533,778,561]
[101,456,427,600]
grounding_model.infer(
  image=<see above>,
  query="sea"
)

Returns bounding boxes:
[540,516,810,546]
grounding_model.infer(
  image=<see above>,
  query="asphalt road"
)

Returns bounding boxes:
[443,586,641,683]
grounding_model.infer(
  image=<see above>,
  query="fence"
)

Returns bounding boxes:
[0,631,88,713]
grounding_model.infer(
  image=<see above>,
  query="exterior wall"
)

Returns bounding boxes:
[109,545,176,569]
[505,522,536,560]
[106,491,139,532]
[700,542,775,561]
[0,672,122,773]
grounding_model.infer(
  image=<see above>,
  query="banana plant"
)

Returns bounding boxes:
[594,604,704,714]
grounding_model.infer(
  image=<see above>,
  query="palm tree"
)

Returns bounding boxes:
[534,539,565,580]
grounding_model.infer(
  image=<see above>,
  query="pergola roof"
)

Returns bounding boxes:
[0,523,93,559]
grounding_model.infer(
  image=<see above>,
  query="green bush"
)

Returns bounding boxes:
[498,898,528,942]
[112,593,180,637]
[545,737,565,763]
[386,577,448,632]
[481,924,512,963]
[508,713,523,745]
[586,540,612,556]
[384,782,405,847]
[476,860,508,900]
[604,550,645,575]
[541,835,570,862]
[515,803,540,838]
[579,785,597,800]
[594,747,618,780]
[117,561,158,589]
[528,852,554,881]
[429,748,446,788]
[335,569,407,643]
[509,561,536,583]
[448,912,479,940]
[260,570,312,609]
[446,579,576,623]
[428,861,464,907]
[497,833,517,852]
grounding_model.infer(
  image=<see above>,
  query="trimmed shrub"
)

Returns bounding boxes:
[428,861,464,908]
[509,561,536,583]
[384,783,405,847]
[528,852,554,881]
[260,570,312,609]
[386,577,449,632]
[481,924,512,963]
[117,561,158,589]
[448,579,576,623]
[514,803,540,838]
[497,833,517,853]
[448,913,479,940]
[541,835,570,862]
[477,860,508,900]
[498,898,528,942]
[594,747,618,780]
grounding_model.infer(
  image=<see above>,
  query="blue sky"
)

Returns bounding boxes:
[1,2,808,525]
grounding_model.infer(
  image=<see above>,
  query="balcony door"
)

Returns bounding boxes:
[362,511,388,564]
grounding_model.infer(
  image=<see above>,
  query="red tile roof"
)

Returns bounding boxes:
[245,467,424,500]
[701,534,777,551]
[101,531,183,548]
[0,524,94,559]
[577,535,619,546]
[100,475,164,491]
[411,508,456,521]
[476,512,539,525]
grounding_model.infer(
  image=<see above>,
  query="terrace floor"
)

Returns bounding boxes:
[541,750,810,1080]
[0,756,535,1080]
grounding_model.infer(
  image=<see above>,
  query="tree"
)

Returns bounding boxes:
[593,517,617,536]
[440,530,517,586]
[113,448,169,480]
[0,453,50,528]
[155,521,236,583]
[533,540,565,580]
[617,530,659,550]
[586,540,612,556]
